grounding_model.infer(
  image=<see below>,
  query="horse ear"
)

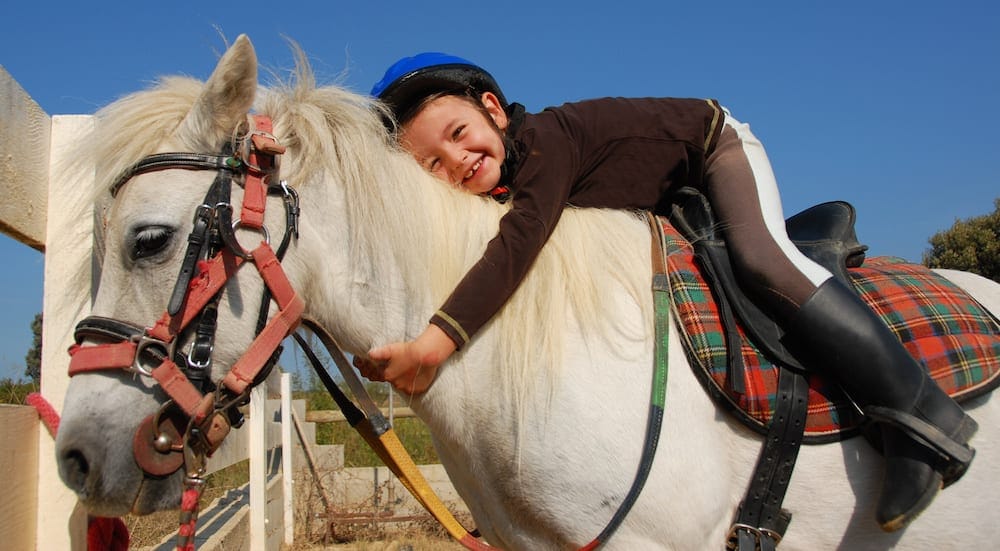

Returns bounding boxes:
[177,34,258,147]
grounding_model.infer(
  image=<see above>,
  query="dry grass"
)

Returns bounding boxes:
[124,484,235,548]
[125,459,250,547]
[126,486,470,550]
[293,533,465,550]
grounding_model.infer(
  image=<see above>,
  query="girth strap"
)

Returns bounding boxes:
[728,368,809,551]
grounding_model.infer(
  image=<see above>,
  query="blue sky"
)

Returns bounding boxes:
[1,1,997,382]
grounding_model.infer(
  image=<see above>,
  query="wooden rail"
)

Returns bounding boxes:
[306,407,416,423]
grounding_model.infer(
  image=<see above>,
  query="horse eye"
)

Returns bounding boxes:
[131,226,175,261]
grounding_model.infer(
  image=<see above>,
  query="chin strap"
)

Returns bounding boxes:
[487,184,510,203]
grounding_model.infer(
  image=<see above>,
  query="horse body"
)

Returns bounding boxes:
[55,36,1000,549]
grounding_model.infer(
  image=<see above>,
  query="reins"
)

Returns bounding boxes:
[68,114,674,550]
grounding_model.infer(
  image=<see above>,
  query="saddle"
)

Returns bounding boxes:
[667,186,868,383]
[660,188,1000,550]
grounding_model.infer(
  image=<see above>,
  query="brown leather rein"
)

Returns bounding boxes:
[67,116,302,517]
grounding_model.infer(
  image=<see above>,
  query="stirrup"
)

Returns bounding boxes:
[865,405,977,485]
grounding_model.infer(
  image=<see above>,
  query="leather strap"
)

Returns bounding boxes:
[110,153,234,197]
[222,243,304,394]
[728,367,809,551]
[295,319,495,550]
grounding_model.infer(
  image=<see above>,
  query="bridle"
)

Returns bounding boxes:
[67,115,303,549]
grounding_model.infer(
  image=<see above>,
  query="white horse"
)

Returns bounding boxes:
[55,35,1000,550]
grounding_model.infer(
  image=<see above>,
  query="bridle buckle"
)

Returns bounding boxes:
[132,332,176,376]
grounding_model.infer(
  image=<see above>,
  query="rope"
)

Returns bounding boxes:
[27,392,131,551]
[26,392,60,437]
[176,486,206,551]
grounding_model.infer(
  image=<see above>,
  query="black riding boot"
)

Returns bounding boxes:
[784,279,977,531]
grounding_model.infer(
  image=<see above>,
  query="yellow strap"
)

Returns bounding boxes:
[350,415,474,543]
[376,429,473,541]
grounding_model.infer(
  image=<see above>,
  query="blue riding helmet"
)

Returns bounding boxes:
[371,52,508,128]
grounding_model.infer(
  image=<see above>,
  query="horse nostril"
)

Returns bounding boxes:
[61,449,91,493]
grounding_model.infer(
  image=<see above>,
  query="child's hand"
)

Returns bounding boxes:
[355,324,457,395]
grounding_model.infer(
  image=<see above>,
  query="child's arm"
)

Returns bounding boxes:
[355,324,457,395]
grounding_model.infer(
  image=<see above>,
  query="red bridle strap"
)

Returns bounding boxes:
[239,116,285,229]
[68,242,301,416]
[153,361,215,421]
[69,341,137,374]
[221,242,303,394]
[148,252,246,344]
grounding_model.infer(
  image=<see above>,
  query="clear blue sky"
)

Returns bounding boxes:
[1,1,997,382]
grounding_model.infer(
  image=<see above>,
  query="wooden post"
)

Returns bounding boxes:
[281,373,294,546]
[0,67,49,250]
[0,405,40,549]
[2,67,91,551]
[38,114,95,551]
[249,384,267,550]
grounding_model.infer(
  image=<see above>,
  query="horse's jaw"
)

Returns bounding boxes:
[55,371,188,515]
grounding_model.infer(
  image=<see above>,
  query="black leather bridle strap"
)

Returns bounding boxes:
[110,153,237,197]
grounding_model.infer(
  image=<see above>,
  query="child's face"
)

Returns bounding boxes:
[400,92,509,195]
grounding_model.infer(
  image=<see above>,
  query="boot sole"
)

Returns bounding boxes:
[878,477,943,532]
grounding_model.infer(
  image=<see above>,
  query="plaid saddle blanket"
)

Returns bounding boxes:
[659,218,1000,443]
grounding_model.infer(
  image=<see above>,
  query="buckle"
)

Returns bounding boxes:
[726,522,782,550]
[132,332,176,376]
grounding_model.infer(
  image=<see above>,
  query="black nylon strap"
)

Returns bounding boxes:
[168,204,214,316]
[167,163,235,316]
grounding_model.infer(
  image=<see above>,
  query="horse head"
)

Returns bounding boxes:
[54,35,303,516]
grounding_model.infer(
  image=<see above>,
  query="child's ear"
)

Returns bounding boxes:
[480,92,509,132]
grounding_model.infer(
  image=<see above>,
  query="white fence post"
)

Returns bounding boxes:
[39,114,96,551]
[3,67,92,550]
[249,384,268,550]
[281,372,294,546]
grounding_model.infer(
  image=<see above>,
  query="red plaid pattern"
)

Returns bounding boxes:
[660,219,1000,442]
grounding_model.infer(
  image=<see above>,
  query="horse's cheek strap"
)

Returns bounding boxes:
[240,175,268,229]
[149,252,245,343]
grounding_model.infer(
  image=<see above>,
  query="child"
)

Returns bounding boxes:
[361,52,976,530]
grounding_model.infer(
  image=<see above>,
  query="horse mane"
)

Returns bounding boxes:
[72,44,653,407]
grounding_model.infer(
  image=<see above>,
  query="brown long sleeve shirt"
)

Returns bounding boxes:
[430,97,724,347]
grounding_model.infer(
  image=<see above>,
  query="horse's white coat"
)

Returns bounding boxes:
[55,36,1000,549]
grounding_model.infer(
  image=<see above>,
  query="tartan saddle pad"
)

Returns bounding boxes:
[659,218,1000,443]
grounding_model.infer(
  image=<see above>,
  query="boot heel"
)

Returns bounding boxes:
[865,405,976,482]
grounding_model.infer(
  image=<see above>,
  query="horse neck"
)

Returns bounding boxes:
[293,145,504,354]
